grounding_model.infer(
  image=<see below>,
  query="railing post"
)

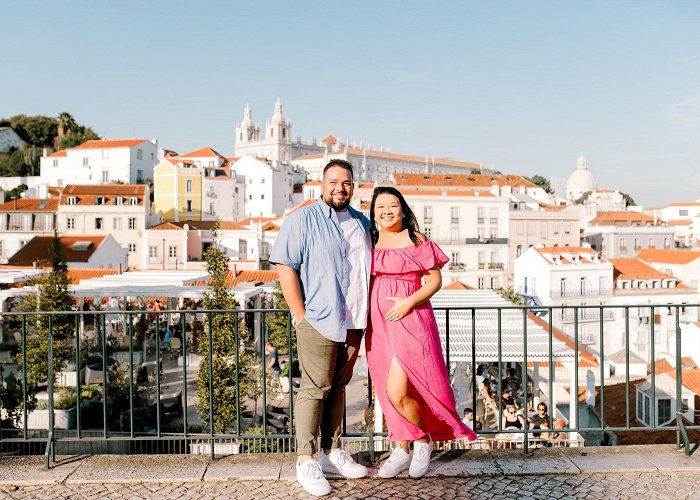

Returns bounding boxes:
[45,314,54,470]
[181,311,189,446]
[74,314,81,440]
[650,306,656,428]
[522,308,529,454]
[599,306,605,434]
[625,306,630,429]
[101,313,108,440]
[128,312,135,439]
[208,312,214,460]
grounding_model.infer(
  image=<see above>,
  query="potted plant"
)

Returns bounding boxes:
[26,390,78,430]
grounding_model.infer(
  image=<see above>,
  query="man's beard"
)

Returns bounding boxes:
[323,194,351,211]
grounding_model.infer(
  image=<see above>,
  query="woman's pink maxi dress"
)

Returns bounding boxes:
[366,240,477,443]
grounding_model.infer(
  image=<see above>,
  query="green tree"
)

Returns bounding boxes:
[501,288,523,306]
[196,225,251,433]
[265,281,295,355]
[574,190,592,205]
[15,233,75,388]
[526,175,554,194]
[620,191,636,207]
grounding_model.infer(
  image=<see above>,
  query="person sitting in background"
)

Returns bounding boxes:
[502,404,525,430]
[162,326,175,349]
[545,418,568,446]
[502,367,521,392]
[462,408,474,430]
[530,403,550,430]
[501,388,515,407]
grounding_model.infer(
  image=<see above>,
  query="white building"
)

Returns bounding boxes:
[514,246,614,349]
[57,184,157,269]
[40,138,158,187]
[607,258,697,363]
[584,211,675,259]
[144,220,272,271]
[659,202,700,248]
[635,249,700,291]
[508,201,583,286]
[7,234,127,270]
[232,156,294,217]
[0,198,58,263]
[566,154,597,203]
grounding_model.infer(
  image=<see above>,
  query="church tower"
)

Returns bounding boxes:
[264,98,292,162]
[235,104,260,151]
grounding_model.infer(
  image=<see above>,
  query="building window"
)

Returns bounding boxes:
[0,240,3,257]
[168,245,178,261]
[516,222,524,235]
[490,277,499,289]
[516,244,523,257]
[424,206,433,224]
[67,196,77,205]
[450,207,459,224]
[451,251,461,264]
[238,240,247,258]
[553,222,560,235]
[528,221,536,235]
[96,196,106,205]
[261,178,266,184]
[619,238,626,251]
[128,243,136,253]
[136,170,143,183]
[186,180,193,193]
[489,227,498,239]
[477,207,485,224]
[113,218,122,230]
[634,237,640,250]
[186,200,193,212]
[128,218,136,230]
[116,197,124,206]
[102,149,109,159]
[664,237,670,249]
[129,197,138,205]
[563,222,571,235]
[648,237,654,248]
[489,207,498,224]
[450,227,459,243]
[261,194,265,200]
[148,245,158,261]
[478,277,485,289]
[249,195,253,200]
[541,222,547,237]
[53,159,58,167]
[424,227,431,239]
[560,278,566,297]
[679,209,688,216]
[580,277,586,295]
[82,157,88,167]
[137,149,143,160]
[66,217,75,230]
[95,218,103,230]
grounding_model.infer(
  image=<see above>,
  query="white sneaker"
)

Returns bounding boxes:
[320,449,368,478]
[377,446,411,478]
[409,436,433,478]
[296,459,331,496]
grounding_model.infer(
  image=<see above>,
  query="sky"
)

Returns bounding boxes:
[2,1,699,207]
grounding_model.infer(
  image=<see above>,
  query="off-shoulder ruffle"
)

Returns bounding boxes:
[372,240,449,275]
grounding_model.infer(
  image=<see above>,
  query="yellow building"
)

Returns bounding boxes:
[153,157,204,221]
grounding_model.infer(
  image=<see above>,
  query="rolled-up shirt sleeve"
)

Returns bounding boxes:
[270,215,303,270]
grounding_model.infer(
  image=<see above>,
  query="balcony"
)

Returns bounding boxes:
[206,191,217,199]
[424,217,432,224]
[448,263,465,271]
[552,288,613,298]
[487,262,504,270]
[477,217,485,224]
[559,308,615,322]
[451,217,459,224]
[465,237,509,245]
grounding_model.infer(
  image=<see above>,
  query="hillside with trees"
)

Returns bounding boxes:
[0,113,99,177]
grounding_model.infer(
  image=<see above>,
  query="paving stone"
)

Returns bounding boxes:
[0,456,83,486]
[558,446,656,473]
[204,452,290,481]
[66,455,209,484]
[424,449,501,477]
[490,447,580,476]
[624,444,700,471]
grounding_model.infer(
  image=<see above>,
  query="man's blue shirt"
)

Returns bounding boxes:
[270,198,371,342]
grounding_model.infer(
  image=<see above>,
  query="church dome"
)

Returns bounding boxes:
[566,154,596,198]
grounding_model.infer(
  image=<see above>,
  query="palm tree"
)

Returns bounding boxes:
[57,112,77,139]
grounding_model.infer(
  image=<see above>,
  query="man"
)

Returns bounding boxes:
[265,341,282,390]
[270,159,370,496]
[462,408,474,430]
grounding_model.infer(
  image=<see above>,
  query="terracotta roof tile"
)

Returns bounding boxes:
[393,173,535,188]
[67,268,119,284]
[60,184,146,206]
[0,198,58,212]
[667,202,700,207]
[231,270,278,286]
[442,281,474,291]
[176,146,224,158]
[636,249,700,265]
[610,259,677,281]
[590,211,655,225]
[48,150,67,158]
[322,135,337,144]
[8,236,106,266]
[72,139,147,150]
[667,219,692,226]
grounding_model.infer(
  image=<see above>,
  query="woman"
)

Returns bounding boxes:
[501,404,525,430]
[366,187,476,479]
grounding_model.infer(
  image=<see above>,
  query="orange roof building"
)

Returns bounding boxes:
[7,235,127,270]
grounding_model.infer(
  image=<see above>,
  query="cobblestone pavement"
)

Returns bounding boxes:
[1,471,699,500]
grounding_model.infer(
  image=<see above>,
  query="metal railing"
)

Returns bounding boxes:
[1,303,698,467]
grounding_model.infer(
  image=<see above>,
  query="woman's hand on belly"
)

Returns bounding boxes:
[384,296,415,322]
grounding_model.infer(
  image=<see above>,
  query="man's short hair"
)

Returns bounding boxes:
[323,159,354,179]
[464,408,473,416]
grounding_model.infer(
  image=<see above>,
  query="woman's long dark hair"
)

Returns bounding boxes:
[369,186,422,246]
